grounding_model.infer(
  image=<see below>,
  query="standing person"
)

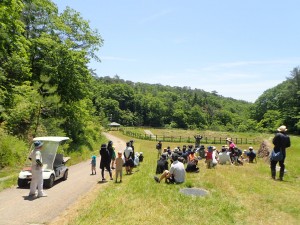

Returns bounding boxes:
[194,134,203,148]
[130,140,135,163]
[205,146,213,169]
[124,141,134,174]
[271,125,291,181]
[156,140,162,159]
[99,144,113,181]
[107,141,116,170]
[91,155,97,175]
[115,151,123,183]
[28,141,47,197]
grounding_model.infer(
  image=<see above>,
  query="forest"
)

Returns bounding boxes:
[0,0,300,168]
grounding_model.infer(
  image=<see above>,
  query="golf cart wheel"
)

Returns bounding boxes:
[44,174,55,188]
[62,169,68,181]
[18,178,28,188]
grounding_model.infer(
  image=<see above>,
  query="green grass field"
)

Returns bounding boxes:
[69,131,300,225]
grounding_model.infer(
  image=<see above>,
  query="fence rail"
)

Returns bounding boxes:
[120,129,256,145]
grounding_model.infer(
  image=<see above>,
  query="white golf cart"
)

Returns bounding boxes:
[18,136,70,188]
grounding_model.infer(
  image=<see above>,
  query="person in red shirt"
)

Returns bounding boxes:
[205,146,213,169]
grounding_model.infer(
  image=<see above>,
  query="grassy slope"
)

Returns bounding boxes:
[69,131,300,225]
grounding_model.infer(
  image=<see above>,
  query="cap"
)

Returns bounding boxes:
[34,141,43,148]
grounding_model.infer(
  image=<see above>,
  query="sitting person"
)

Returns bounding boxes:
[154,153,185,184]
[218,147,233,165]
[247,146,257,163]
[139,152,144,162]
[212,146,218,167]
[241,150,249,162]
[188,150,196,162]
[156,154,168,174]
[185,159,199,173]
[233,147,243,165]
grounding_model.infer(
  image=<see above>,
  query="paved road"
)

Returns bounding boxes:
[0,133,125,225]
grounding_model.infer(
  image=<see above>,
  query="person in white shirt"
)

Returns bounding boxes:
[218,147,233,165]
[123,142,134,174]
[28,141,47,197]
[154,153,185,184]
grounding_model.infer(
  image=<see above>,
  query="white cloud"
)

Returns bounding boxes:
[138,9,173,24]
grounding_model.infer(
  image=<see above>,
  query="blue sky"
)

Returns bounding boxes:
[52,0,300,102]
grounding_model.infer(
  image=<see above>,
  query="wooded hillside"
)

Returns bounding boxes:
[0,0,299,161]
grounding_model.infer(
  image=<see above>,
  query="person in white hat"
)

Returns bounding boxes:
[270,125,291,181]
[28,141,47,197]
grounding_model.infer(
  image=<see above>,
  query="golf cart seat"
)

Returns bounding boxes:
[54,154,64,167]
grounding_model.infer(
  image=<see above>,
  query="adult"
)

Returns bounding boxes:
[194,134,203,148]
[107,141,116,170]
[270,125,291,181]
[226,138,236,162]
[154,153,185,184]
[247,146,257,163]
[99,143,113,181]
[218,147,232,165]
[156,140,162,159]
[155,154,168,174]
[212,146,219,167]
[185,159,199,173]
[28,141,47,197]
[130,140,135,162]
[124,141,134,174]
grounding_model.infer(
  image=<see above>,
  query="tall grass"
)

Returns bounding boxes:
[68,132,300,225]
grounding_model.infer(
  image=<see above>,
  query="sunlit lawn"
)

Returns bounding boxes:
[69,131,300,225]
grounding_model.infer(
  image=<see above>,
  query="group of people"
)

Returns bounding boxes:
[92,139,144,183]
[27,125,291,197]
[153,138,259,184]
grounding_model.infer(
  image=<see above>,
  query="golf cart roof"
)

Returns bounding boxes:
[33,136,70,142]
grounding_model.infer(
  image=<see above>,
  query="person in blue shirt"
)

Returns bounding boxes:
[91,155,96,175]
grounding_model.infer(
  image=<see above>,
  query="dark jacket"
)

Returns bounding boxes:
[100,144,111,169]
[156,158,168,174]
[273,132,291,156]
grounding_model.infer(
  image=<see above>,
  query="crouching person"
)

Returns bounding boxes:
[185,159,199,173]
[154,153,185,184]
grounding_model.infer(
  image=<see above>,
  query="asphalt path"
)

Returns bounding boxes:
[0,132,125,225]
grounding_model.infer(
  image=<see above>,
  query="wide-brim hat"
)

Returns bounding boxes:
[226,138,232,142]
[34,141,43,148]
[277,125,287,132]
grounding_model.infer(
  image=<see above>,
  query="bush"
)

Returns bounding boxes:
[0,130,28,168]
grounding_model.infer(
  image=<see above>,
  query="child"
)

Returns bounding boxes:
[205,146,213,169]
[91,155,96,175]
[115,151,123,183]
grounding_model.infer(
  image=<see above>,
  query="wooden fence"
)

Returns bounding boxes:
[120,129,256,145]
